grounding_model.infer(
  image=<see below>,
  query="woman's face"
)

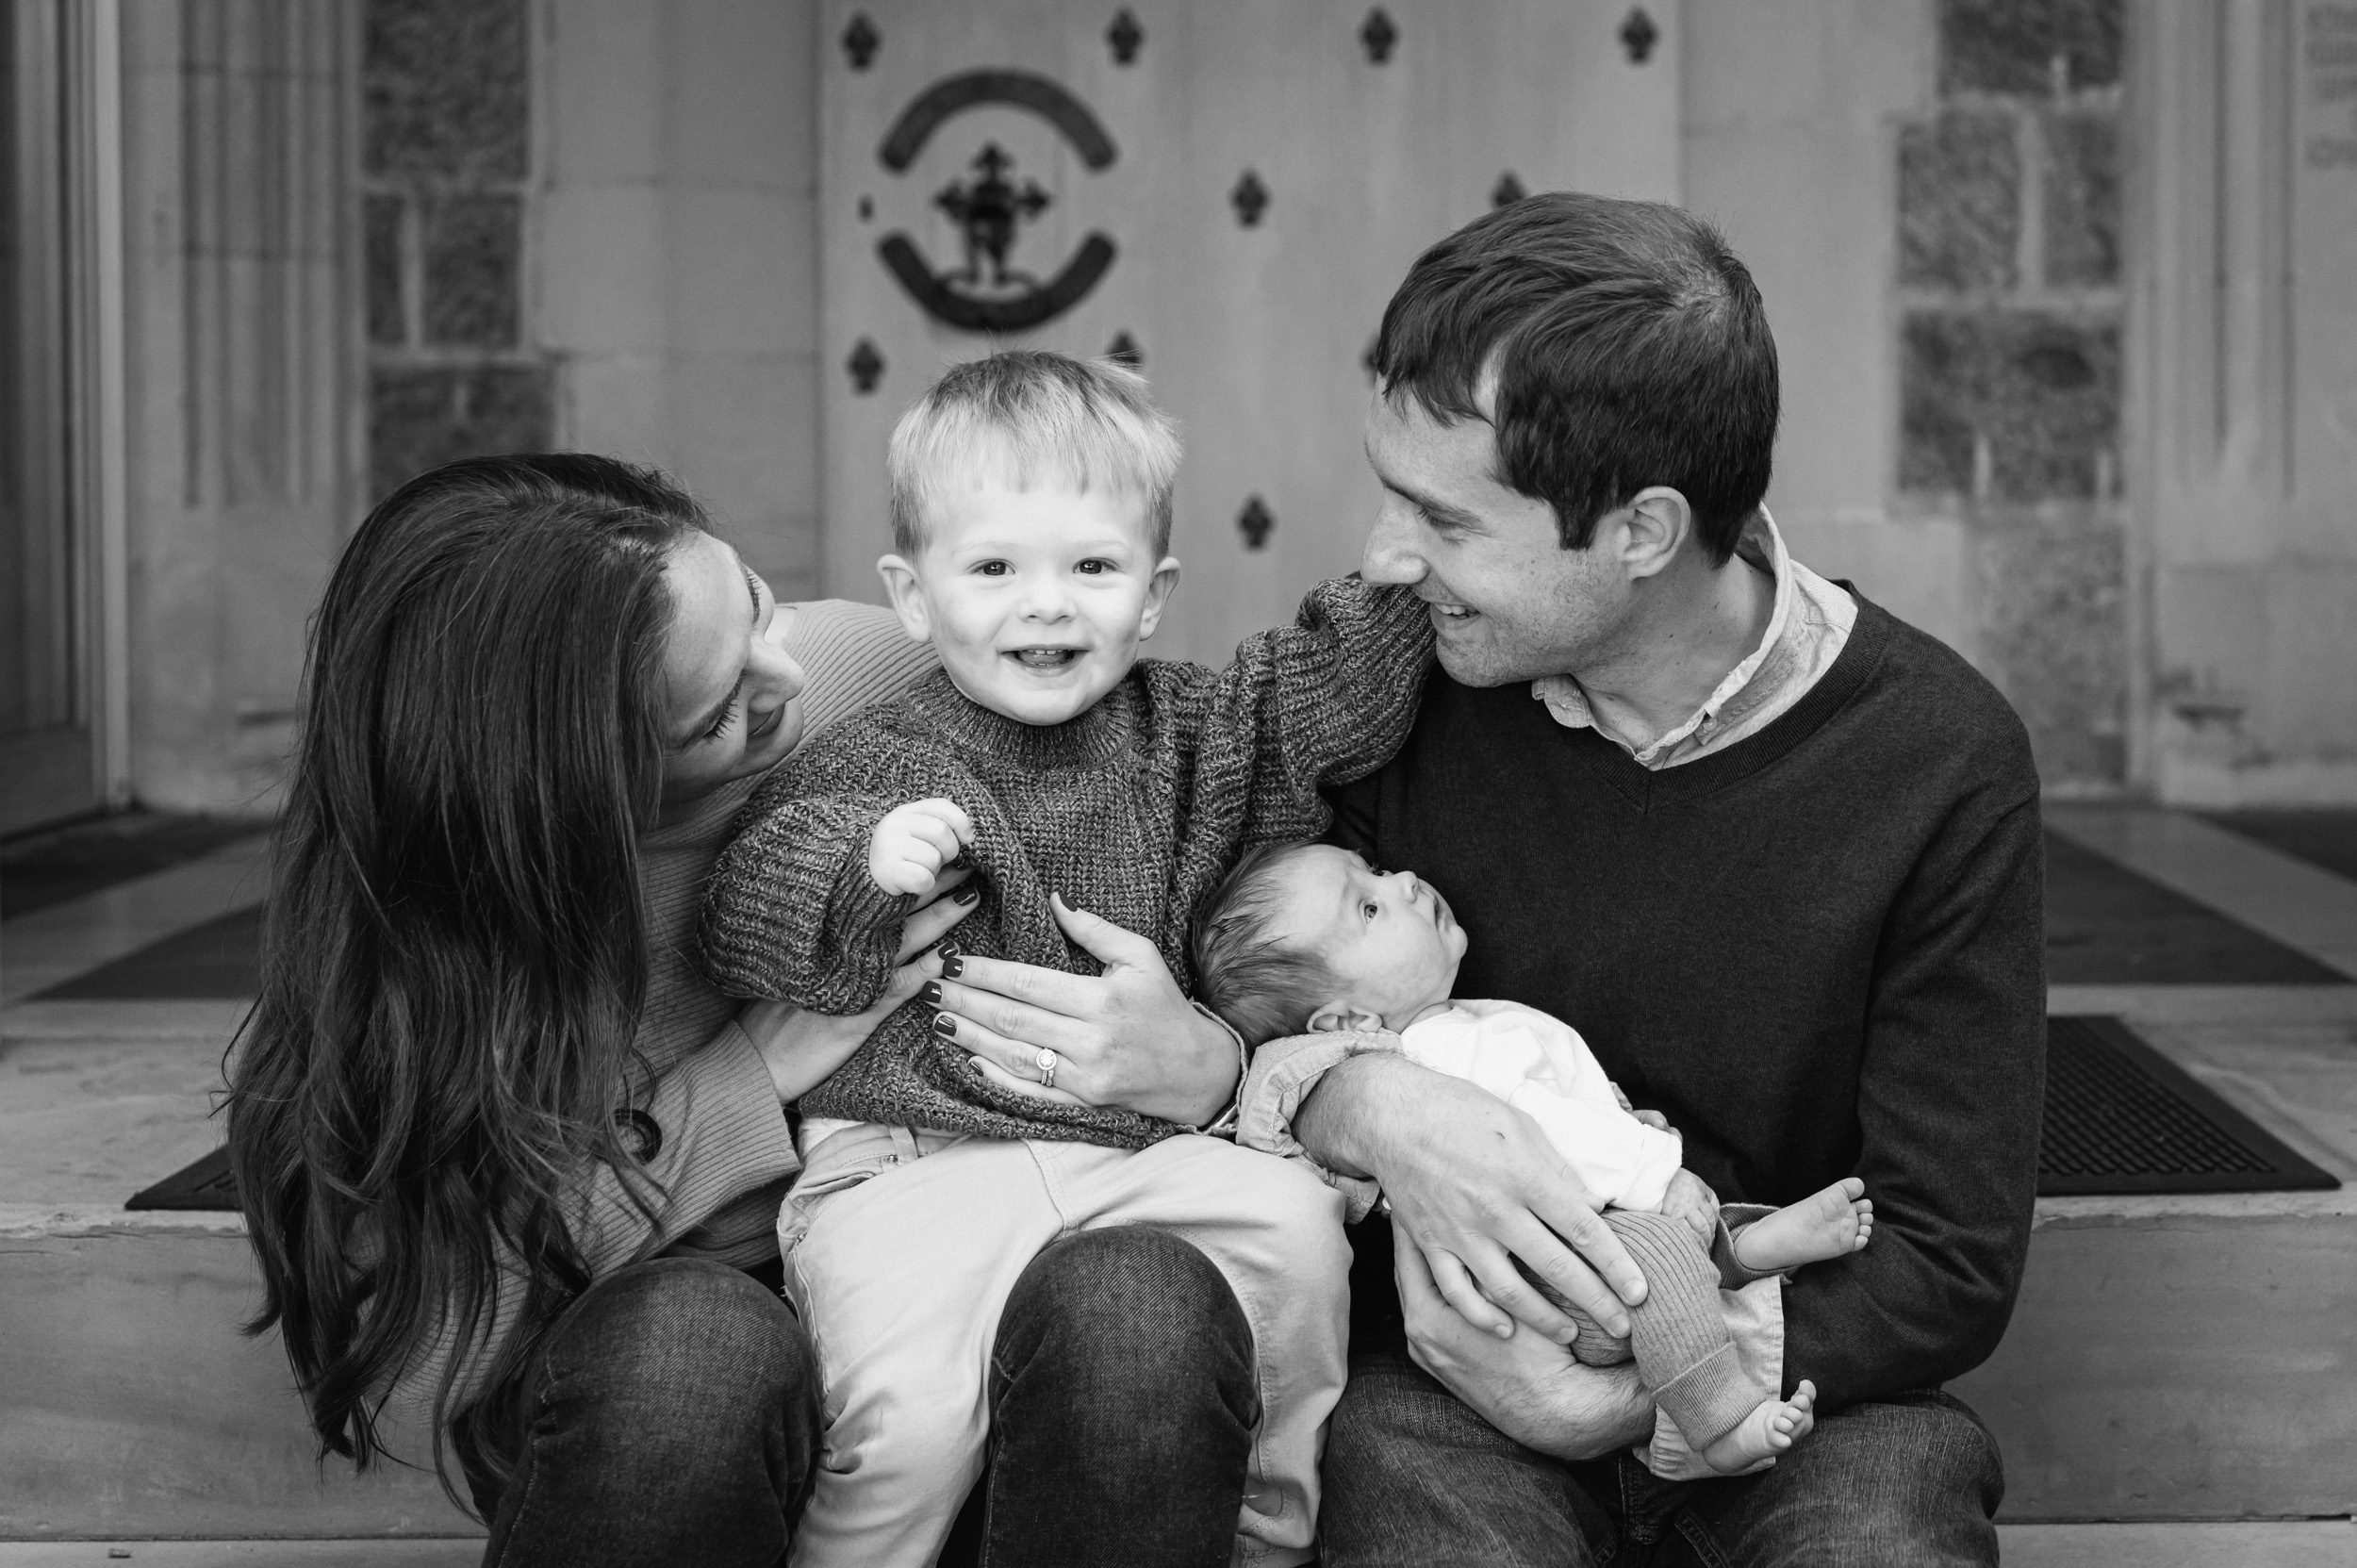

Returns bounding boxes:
[658,532,807,808]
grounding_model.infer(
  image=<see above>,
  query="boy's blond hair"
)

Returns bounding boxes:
[887,350,1183,558]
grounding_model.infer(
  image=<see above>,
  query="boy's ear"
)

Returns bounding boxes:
[1307,999,1386,1035]
[1617,487,1694,582]
[1137,556,1183,641]
[877,554,931,643]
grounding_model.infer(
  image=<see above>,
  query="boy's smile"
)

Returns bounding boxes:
[879,477,1182,727]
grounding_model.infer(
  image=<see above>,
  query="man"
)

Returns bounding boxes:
[924,193,2043,1564]
[1253,193,2045,1563]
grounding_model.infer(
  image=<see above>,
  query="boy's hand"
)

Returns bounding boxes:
[868,798,974,896]
[1662,1167,1719,1247]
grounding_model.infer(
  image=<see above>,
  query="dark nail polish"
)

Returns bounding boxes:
[932,1013,959,1037]
[954,884,981,905]
[919,981,942,1006]
[942,954,964,979]
[934,941,959,962]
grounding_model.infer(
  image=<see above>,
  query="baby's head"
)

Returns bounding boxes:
[880,350,1184,726]
[1192,842,1469,1046]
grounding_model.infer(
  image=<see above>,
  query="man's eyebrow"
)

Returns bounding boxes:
[1381,477,1483,531]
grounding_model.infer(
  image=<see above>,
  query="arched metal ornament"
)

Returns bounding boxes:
[875,70,1120,334]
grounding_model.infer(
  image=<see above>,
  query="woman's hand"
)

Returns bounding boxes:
[1294,1052,1650,1342]
[917,895,1239,1127]
[739,868,979,1103]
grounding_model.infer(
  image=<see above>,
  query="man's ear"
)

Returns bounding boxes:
[1618,487,1694,582]
[1307,999,1387,1034]
[1137,555,1183,641]
[877,554,931,643]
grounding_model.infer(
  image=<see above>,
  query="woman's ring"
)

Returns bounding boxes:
[1034,1048,1061,1090]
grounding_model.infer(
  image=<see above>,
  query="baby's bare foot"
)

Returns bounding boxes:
[1732,1178,1872,1274]
[1700,1380,1817,1474]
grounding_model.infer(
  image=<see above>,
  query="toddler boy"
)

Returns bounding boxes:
[700,351,1433,1567]
[1192,841,1875,1474]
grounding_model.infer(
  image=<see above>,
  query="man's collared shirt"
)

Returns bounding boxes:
[1530,508,1855,768]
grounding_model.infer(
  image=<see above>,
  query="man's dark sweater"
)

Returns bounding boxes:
[1326,595,2046,1415]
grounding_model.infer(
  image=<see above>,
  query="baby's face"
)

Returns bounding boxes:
[882,478,1179,727]
[1268,846,1469,1029]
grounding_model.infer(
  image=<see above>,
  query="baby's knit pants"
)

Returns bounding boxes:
[1540,1209,1761,1450]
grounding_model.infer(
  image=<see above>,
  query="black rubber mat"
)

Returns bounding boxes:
[0,813,268,920]
[2202,809,2357,886]
[33,903,265,999]
[2041,1015,2339,1195]
[126,1145,238,1211]
[2042,834,2345,985]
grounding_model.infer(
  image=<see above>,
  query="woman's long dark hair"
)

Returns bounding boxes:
[225,454,705,1502]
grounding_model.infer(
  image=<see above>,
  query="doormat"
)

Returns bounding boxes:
[126,1144,238,1211]
[125,1017,2342,1209]
[2041,1016,2340,1196]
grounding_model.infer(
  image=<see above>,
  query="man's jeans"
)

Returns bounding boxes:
[1322,1347,2004,1568]
[468,1230,1253,1568]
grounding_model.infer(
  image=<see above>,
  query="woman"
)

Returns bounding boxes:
[225,454,1248,1566]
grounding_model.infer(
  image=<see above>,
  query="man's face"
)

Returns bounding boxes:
[1359,390,1628,687]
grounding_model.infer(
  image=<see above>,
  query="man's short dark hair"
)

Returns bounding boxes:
[1373,192,1779,565]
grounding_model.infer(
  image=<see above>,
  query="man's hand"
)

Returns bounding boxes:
[867,798,974,896]
[740,868,978,1101]
[1296,1053,1650,1341]
[919,895,1238,1126]
[1661,1167,1719,1248]
[1394,1233,1656,1461]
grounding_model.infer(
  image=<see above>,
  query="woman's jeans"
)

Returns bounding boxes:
[467,1230,1255,1568]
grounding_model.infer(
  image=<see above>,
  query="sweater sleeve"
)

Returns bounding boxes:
[1780,790,2047,1411]
[699,782,913,1013]
[1195,578,1434,845]
[385,1016,797,1417]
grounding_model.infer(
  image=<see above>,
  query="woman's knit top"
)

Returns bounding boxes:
[700,577,1434,1149]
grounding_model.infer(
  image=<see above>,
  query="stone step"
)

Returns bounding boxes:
[4,989,2353,1540]
[1951,985,2357,1523]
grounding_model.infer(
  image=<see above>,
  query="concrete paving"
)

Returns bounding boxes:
[1,840,272,1007]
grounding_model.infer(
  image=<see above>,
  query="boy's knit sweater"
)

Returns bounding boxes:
[701,577,1433,1149]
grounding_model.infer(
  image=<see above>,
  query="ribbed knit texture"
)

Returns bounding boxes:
[701,577,1434,1149]
[391,602,937,1414]
[1331,594,2047,1415]
[1542,1211,1759,1449]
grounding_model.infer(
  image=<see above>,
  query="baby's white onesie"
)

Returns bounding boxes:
[1399,998,1686,1213]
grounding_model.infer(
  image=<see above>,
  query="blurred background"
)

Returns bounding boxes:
[3,0,2352,840]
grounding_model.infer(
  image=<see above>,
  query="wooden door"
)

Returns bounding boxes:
[818,1,1681,665]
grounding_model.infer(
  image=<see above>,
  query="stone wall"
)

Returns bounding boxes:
[537,0,825,601]
[1895,0,2128,786]
[361,0,552,501]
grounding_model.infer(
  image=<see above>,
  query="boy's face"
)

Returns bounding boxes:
[879,477,1181,727]
[1270,846,1469,1031]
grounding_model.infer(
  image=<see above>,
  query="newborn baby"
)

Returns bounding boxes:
[1192,841,1874,1473]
